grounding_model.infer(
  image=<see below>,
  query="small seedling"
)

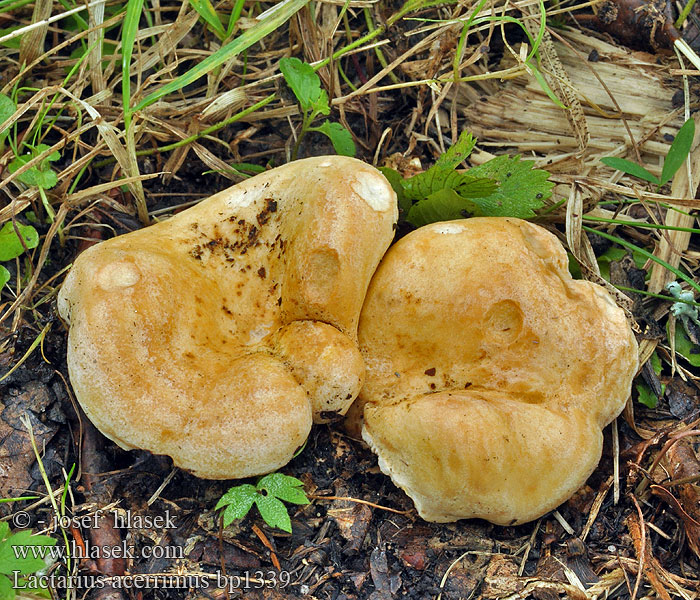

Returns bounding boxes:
[8,143,60,222]
[279,57,355,159]
[0,521,56,600]
[215,473,310,533]
[380,131,554,226]
[601,118,695,188]
[0,221,39,288]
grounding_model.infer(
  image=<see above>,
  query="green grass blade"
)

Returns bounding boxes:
[135,0,309,112]
[188,0,226,39]
[600,157,660,184]
[660,117,695,185]
[582,225,700,295]
[122,0,145,128]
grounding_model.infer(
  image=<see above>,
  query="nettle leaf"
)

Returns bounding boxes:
[311,121,356,157]
[467,155,553,218]
[661,117,695,185]
[600,157,659,185]
[407,188,482,227]
[0,93,16,146]
[8,144,60,189]
[257,473,310,505]
[432,130,477,171]
[0,222,39,261]
[279,57,329,115]
[0,530,56,576]
[400,131,496,203]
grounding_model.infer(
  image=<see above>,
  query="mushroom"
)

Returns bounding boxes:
[352,217,638,525]
[58,156,397,479]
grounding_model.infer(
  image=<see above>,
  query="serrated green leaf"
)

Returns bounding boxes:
[254,495,292,533]
[378,167,411,216]
[670,321,700,366]
[188,0,226,39]
[257,473,309,505]
[398,132,496,204]
[407,188,482,227]
[279,57,329,116]
[0,531,56,575]
[0,223,39,261]
[0,575,14,600]
[0,93,15,146]
[661,117,695,185]
[0,266,9,288]
[311,121,355,156]
[433,131,477,171]
[600,157,659,185]
[467,155,553,218]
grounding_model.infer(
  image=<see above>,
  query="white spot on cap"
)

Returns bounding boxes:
[97,261,140,290]
[351,171,393,212]
[319,160,332,167]
[432,223,467,234]
[247,322,274,345]
[225,185,265,209]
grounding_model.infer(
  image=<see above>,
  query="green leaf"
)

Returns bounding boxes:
[0,223,39,261]
[0,524,8,544]
[215,484,257,528]
[407,188,482,227]
[310,121,355,156]
[0,574,14,600]
[188,0,227,39]
[528,63,567,109]
[635,352,665,408]
[635,382,659,408]
[257,473,310,505]
[279,57,329,115]
[600,157,659,185]
[378,167,411,216]
[660,117,695,185]
[135,0,310,112]
[432,130,477,171]
[670,321,700,367]
[467,155,553,218]
[8,144,60,189]
[254,495,292,533]
[0,266,9,288]
[0,530,56,575]
[0,93,16,146]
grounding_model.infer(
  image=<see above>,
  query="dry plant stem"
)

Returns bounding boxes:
[18,0,52,66]
[648,113,700,293]
[308,495,410,515]
[81,418,126,600]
